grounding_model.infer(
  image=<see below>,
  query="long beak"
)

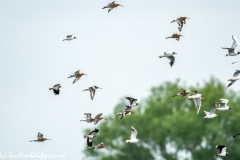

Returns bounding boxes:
[181,35,185,37]
[170,20,175,23]
[98,88,103,89]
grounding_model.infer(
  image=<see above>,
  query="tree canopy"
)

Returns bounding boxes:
[83,77,240,160]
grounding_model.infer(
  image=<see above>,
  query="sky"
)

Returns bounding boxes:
[1,0,240,159]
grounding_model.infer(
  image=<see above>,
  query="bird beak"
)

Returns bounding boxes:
[181,35,185,37]
[98,88,103,89]
[170,20,175,23]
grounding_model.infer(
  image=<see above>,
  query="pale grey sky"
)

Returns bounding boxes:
[1,0,240,159]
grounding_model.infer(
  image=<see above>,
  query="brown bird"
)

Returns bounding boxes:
[165,33,184,41]
[93,113,105,125]
[82,86,103,100]
[68,70,87,84]
[94,142,106,151]
[171,17,190,32]
[30,132,51,142]
[172,88,190,97]
[80,113,95,123]
[102,1,124,13]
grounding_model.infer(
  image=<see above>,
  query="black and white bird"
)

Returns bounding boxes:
[222,35,240,56]
[68,70,87,84]
[125,97,138,107]
[188,90,203,114]
[84,128,100,148]
[159,51,177,67]
[215,99,232,111]
[62,34,77,41]
[126,126,140,143]
[216,145,228,156]
[49,84,61,95]
[82,86,102,100]
[227,70,240,88]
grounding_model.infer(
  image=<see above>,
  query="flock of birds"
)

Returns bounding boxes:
[27,1,240,157]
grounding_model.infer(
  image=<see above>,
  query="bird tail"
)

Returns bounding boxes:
[172,95,177,97]
[49,88,53,90]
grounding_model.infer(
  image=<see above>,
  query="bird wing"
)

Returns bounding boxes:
[125,97,134,102]
[232,35,239,49]
[130,126,138,139]
[210,103,217,114]
[233,133,240,138]
[167,56,175,67]
[220,99,229,104]
[124,106,132,111]
[53,84,60,87]
[90,90,95,100]
[221,146,227,153]
[227,80,236,88]
[193,98,201,110]
[89,129,99,136]
[37,133,43,140]
[74,70,80,74]
[216,145,226,153]
[233,70,240,77]
[94,113,103,119]
[73,77,80,84]
[66,35,73,38]
[84,113,92,119]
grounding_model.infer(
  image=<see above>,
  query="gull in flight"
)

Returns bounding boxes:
[93,142,106,151]
[222,35,240,56]
[203,103,218,119]
[49,84,61,95]
[116,105,134,119]
[215,145,228,157]
[165,33,184,41]
[102,1,124,13]
[171,17,190,32]
[83,86,102,100]
[30,132,51,142]
[159,51,177,67]
[172,88,190,97]
[125,97,138,107]
[68,70,87,84]
[62,34,77,41]
[227,70,240,88]
[126,126,140,143]
[215,99,232,111]
[80,113,95,123]
[84,128,100,148]
[188,90,203,114]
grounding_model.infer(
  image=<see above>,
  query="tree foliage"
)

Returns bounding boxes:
[83,77,240,160]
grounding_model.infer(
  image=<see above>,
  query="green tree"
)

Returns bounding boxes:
[83,77,240,160]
